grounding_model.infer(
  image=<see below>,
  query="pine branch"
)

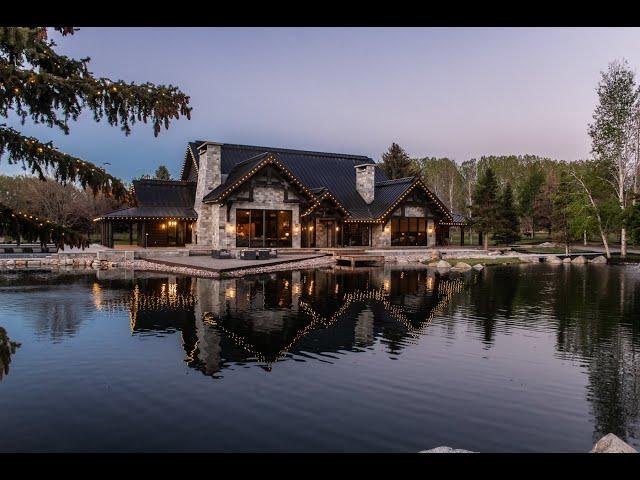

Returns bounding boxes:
[0,125,129,201]
[0,202,88,249]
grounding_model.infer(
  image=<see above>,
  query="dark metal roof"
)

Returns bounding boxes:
[215,143,384,216]
[194,141,452,221]
[97,206,197,220]
[203,153,268,202]
[133,179,196,207]
[440,211,470,226]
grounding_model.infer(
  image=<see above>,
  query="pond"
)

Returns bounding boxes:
[0,263,639,452]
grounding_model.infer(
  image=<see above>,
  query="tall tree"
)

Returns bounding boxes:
[154,165,171,180]
[551,170,577,256]
[570,160,620,258]
[459,159,477,219]
[0,27,191,201]
[518,169,545,238]
[414,156,463,211]
[380,142,415,179]
[471,167,501,250]
[588,59,639,258]
[493,182,520,245]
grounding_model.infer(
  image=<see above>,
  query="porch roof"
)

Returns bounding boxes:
[95,206,197,221]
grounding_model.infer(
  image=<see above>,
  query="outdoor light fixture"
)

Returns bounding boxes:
[384,224,390,233]
[293,224,300,234]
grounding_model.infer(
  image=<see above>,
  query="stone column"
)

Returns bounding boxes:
[194,142,222,246]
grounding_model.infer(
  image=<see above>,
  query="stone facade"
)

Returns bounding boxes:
[194,143,222,246]
[355,164,375,204]
[218,185,301,249]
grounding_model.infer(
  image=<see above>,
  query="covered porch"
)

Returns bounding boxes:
[95,211,196,248]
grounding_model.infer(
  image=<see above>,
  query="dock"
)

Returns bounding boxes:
[335,254,385,267]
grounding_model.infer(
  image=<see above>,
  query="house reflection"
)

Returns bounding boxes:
[96,267,468,376]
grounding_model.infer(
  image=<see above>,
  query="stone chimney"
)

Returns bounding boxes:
[194,142,222,245]
[355,164,376,204]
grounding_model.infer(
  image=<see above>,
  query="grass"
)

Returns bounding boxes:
[513,246,568,254]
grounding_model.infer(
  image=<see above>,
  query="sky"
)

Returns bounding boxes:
[3,27,640,182]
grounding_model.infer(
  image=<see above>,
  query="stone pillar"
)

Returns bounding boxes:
[355,164,375,204]
[427,219,435,247]
[194,142,222,246]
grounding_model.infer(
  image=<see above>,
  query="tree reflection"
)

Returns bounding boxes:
[0,326,20,382]
[553,266,640,444]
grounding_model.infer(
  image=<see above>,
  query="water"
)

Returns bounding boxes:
[0,263,639,452]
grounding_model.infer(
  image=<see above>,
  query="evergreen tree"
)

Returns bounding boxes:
[471,167,501,249]
[380,142,415,179]
[0,27,191,201]
[493,182,520,245]
[551,170,576,256]
[154,165,171,180]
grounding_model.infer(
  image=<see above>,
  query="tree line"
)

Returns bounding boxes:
[378,60,640,257]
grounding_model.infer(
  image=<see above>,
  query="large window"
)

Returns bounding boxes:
[391,217,429,246]
[236,209,292,247]
[344,223,370,246]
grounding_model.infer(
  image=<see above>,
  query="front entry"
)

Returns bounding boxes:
[324,221,336,247]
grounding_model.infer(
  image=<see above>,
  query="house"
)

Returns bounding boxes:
[95,140,468,249]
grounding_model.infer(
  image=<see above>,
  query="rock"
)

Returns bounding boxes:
[590,433,637,453]
[590,255,607,264]
[64,258,73,266]
[435,260,451,269]
[6,260,15,267]
[487,250,501,256]
[472,264,484,271]
[420,446,475,453]
[537,241,557,248]
[430,250,442,260]
[563,257,572,264]
[572,255,587,264]
[15,260,26,267]
[546,256,563,264]
[452,262,472,271]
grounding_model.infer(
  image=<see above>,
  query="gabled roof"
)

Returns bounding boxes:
[184,140,453,222]
[202,152,320,205]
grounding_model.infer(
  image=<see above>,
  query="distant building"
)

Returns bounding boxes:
[96,141,467,248]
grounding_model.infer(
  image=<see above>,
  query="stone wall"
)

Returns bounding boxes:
[194,143,222,245]
[372,222,391,247]
[218,185,301,249]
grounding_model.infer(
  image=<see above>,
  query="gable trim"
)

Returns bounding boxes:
[202,153,320,205]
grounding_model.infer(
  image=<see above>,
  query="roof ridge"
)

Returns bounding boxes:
[375,176,416,186]
[217,142,372,161]
[134,179,196,185]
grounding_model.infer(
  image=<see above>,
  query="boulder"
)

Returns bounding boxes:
[487,250,501,256]
[6,260,15,267]
[430,250,442,261]
[420,446,475,453]
[472,264,484,271]
[537,241,558,248]
[563,257,572,264]
[590,433,637,453]
[590,256,607,264]
[452,262,473,271]
[435,260,451,269]
[546,256,563,264]
[571,255,587,264]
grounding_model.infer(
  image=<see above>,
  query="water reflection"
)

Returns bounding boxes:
[2,264,640,451]
[0,326,20,382]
